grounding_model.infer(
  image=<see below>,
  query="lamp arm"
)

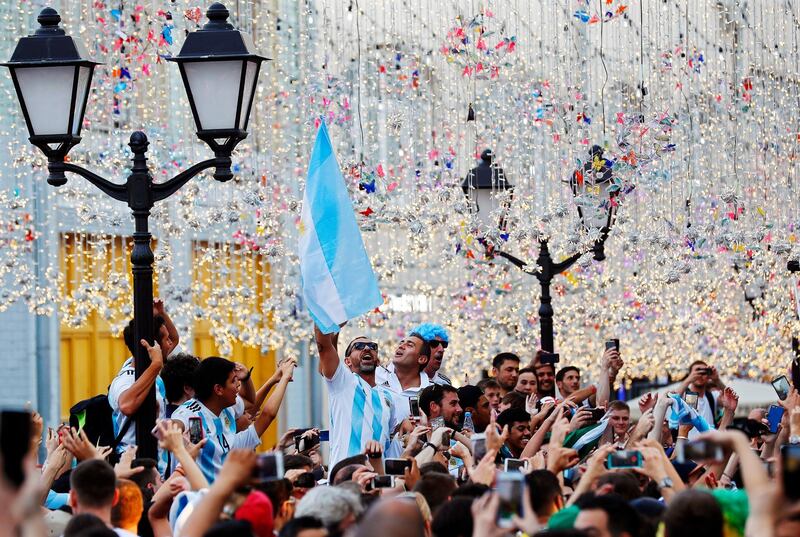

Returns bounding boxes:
[550,251,583,276]
[494,250,538,275]
[62,163,128,202]
[152,158,219,202]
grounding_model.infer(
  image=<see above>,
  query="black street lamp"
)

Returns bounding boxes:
[463,147,617,352]
[3,3,267,458]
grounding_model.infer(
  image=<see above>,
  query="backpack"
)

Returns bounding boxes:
[69,394,132,456]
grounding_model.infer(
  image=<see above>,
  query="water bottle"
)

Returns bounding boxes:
[462,411,474,432]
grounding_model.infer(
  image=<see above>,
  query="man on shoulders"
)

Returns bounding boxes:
[314,326,400,467]
[376,332,433,422]
[412,323,452,385]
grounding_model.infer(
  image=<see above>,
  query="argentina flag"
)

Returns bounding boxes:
[299,122,383,334]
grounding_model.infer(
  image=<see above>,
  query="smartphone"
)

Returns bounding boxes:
[496,472,524,528]
[684,391,699,409]
[605,339,620,352]
[319,430,329,442]
[253,452,284,482]
[679,440,724,463]
[295,432,320,452]
[767,404,785,434]
[504,458,529,472]
[293,472,317,489]
[441,430,451,447]
[430,416,445,430]
[539,352,560,365]
[409,397,420,418]
[472,433,487,461]
[371,475,395,489]
[150,423,163,440]
[1,410,31,488]
[385,458,412,475]
[772,375,791,401]
[730,417,770,439]
[607,450,643,469]
[188,417,203,445]
[782,444,800,500]
[585,407,606,422]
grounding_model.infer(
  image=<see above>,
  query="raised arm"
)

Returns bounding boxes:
[117,340,164,416]
[153,299,179,349]
[253,359,297,437]
[596,347,619,409]
[244,368,283,415]
[314,325,341,379]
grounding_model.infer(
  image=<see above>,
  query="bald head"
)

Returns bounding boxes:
[353,499,425,537]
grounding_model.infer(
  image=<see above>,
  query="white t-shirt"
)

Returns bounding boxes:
[376,364,431,424]
[171,398,260,483]
[326,362,399,467]
[688,390,719,440]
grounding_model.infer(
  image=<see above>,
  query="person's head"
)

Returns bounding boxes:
[128,458,161,502]
[69,460,119,520]
[663,490,723,537]
[329,454,368,485]
[534,362,556,397]
[477,378,502,411]
[193,356,240,407]
[607,401,631,438]
[515,367,537,395]
[161,353,201,405]
[574,494,642,537]
[278,516,327,537]
[111,478,143,532]
[419,384,462,429]
[412,472,457,515]
[595,471,641,501]
[234,489,275,537]
[123,315,173,357]
[496,408,532,456]
[491,353,520,393]
[418,461,449,476]
[393,333,431,374]
[255,478,295,532]
[412,323,449,378]
[344,336,379,375]
[355,498,427,537]
[526,470,564,522]
[63,513,116,537]
[457,385,491,432]
[285,454,315,473]
[556,366,581,397]
[498,391,526,413]
[686,360,710,389]
[430,497,474,537]
[295,486,363,534]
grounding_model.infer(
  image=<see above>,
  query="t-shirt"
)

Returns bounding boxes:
[688,390,719,440]
[326,362,399,467]
[108,357,169,474]
[376,364,431,424]
[171,398,260,483]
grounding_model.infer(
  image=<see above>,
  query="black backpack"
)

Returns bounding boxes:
[69,394,132,456]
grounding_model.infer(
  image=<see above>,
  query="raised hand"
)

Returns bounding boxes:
[140,339,164,368]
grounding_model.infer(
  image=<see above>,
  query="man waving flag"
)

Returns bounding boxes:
[299,122,382,333]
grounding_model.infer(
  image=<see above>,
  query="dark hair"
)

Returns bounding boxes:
[431,498,474,536]
[596,471,642,501]
[204,520,254,537]
[70,459,117,508]
[477,378,500,391]
[344,336,371,357]
[284,454,314,471]
[128,458,159,502]
[193,356,236,401]
[419,384,458,417]
[419,461,448,475]
[412,472,457,514]
[255,478,293,518]
[575,494,643,537]
[685,360,709,377]
[329,454,367,484]
[279,516,325,537]
[63,513,116,537]
[451,483,490,498]
[492,352,520,369]
[496,407,531,428]
[525,470,562,516]
[500,391,526,410]
[457,385,483,410]
[518,366,536,376]
[409,332,432,360]
[123,315,166,356]
[556,366,580,382]
[663,490,723,537]
[161,353,201,404]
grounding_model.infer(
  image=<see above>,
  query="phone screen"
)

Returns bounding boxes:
[607,450,643,469]
[782,444,800,500]
[319,430,329,442]
[1,410,31,488]
[684,392,699,409]
[253,452,284,483]
[496,472,524,528]
[472,434,487,461]
[384,458,412,475]
[409,397,420,417]
[772,375,791,401]
[188,418,203,445]
[504,458,528,472]
[767,405,785,434]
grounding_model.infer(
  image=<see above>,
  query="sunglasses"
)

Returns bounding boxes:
[429,340,449,349]
[351,341,378,351]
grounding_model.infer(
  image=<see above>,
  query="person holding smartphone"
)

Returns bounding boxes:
[678,360,726,439]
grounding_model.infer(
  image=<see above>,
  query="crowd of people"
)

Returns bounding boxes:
[2,304,800,537]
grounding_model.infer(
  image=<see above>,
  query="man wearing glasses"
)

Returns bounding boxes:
[314,326,399,466]
[412,323,452,386]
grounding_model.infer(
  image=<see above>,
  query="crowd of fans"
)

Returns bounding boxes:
[3,305,800,537]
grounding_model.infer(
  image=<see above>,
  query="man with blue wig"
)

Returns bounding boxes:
[413,323,451,386]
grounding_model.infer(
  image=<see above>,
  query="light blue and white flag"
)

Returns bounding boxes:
[667,394,713,432]
[299,122,382,333]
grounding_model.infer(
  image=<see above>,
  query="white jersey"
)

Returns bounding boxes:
[171,398,260,483]
[108,357,169,474]
[326,362,399,467]
[376,364,431,424]
[688,390,719,440]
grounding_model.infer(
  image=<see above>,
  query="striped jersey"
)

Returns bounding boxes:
[108,357,168,474]
[171,398,260,483]
[326,362,398,467]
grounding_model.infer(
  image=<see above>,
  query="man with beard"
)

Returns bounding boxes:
[412,323,452,385]
[419,384,463,430]
[315,327,400,466]
[377,332,432,423]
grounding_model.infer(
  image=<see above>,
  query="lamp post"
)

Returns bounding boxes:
[3,3,267,458]
[462,147,617,352]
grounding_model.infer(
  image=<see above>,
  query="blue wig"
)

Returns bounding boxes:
[411,323,449,343]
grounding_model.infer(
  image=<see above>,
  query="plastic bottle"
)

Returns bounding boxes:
[462,411,474,432]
